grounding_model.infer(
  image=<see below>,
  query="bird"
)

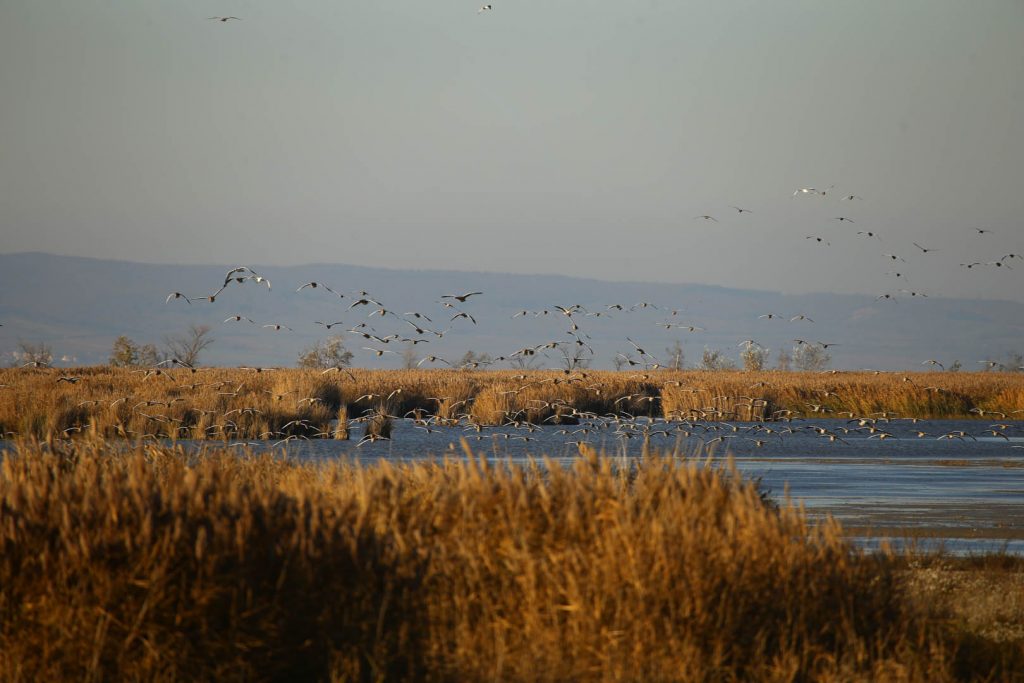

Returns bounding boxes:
[834,217,855,223]
[477,4,492,13]
[363,347,396,357]
[442,292,483,303]
[695,215,718,222]
[841,194,863,201]
[806,236,830,245]
[921,359,944,370]
[857,231,880,240]
[790,315,815,323]
[224,315,255,324]
[912,242,938,254]
[165,292,192,304]
[450,311,477,324]
[730,206,753,214]
[208,16,242,22]
[262,324,293,331]
[793,187,826,196]
[883,253,906,262]
[297,282,340,295]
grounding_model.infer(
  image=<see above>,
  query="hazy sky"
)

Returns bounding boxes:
[2,1,1023,301]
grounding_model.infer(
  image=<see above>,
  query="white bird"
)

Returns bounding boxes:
[165,292,192,304]
[694,215,718,222]
[208,16,242,22]
[262,324,293,331]
[477,4,492,12]
[790,315,815,323]
[841,195,863,201]
[224,315,255,324]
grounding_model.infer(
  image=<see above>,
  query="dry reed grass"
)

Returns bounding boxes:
[0,439,1020,681]
[0,367,1022,441]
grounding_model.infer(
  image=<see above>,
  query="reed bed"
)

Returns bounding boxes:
[1,439,1019,681]
[0,367,1022,441]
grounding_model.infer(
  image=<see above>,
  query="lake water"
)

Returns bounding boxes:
[11,417,1023,554]
[246,417,1024,555]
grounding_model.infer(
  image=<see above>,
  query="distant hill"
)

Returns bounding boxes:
[1,252,1022,370]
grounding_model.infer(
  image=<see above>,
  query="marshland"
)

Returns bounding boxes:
[5,0,1024,679]
[0,441,1022,682]
[1,367,1023,679]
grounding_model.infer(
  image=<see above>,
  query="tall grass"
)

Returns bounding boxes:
[3,439,1015,681]
[0,367,1022,440]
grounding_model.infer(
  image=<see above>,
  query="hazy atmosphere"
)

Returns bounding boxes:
[2,0,1023,301]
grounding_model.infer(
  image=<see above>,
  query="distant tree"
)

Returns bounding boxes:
[740,344,770,372]
[111,336,164,367]
[138,343,161,366]
[401,343,419,370]
[1007,352,1024,372]
[776,348,792,371]
[457,350,493,369]
[510,351,542,370]
[297,336,353,370]
[110,336,140,366]
[17,341,53,367]
[792,344,831,372]
[665,340,685,370]
[699,347,736,371]
[557,347,592,372]
[163,325,214,367]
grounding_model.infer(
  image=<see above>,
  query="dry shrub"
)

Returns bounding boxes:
[0,440,1008,681]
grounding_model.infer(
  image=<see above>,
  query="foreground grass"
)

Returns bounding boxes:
[0,441,1021,681]
[1,367,1023,440]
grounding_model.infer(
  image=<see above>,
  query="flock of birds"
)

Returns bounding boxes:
[145,182,1024,375]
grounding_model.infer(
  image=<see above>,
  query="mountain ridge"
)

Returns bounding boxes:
[1,252,1021,370]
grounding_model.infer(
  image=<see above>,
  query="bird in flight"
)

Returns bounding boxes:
[442,292,483,303]
[841,194,863,201]
[165,292,192,304]
[833,217,855,223]
[695,215,718,222]
[208,16,242,22]
[912,242,938,254]
[730,206,753,214]
[478,4,492,13]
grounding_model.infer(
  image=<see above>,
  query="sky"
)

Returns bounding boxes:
[2,0,1023,302]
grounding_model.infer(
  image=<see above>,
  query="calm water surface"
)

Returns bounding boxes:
[247,417,1024,555]
[12,418,1022,554]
